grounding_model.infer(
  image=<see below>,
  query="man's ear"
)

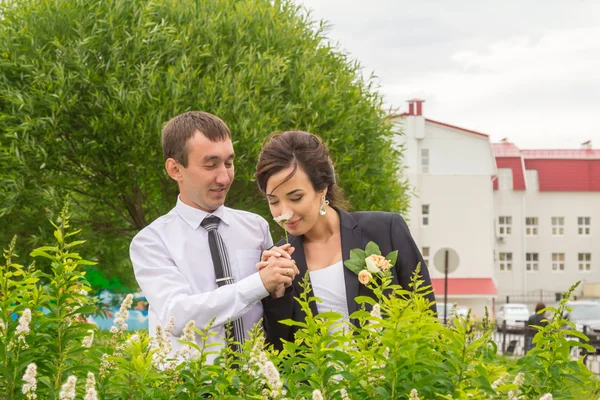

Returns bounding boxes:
[165,158,183,182]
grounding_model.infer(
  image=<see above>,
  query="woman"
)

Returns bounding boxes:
[255,130,435,349]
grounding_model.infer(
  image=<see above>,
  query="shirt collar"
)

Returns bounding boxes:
[175,196,231,230]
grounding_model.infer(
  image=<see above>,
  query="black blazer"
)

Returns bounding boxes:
[262,209,436,349]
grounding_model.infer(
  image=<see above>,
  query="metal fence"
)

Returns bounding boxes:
[496,289,575,312]
[478,320,600,374]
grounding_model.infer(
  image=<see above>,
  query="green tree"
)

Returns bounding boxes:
[0,0,409,287]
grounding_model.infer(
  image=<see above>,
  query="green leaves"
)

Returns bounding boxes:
[0,0,410,288]
[2,218,600,399]
[365,241,381,256]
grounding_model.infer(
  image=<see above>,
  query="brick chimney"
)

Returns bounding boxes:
[407,99,425,116]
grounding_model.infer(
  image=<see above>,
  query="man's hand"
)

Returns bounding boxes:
[258,257,299,294]
[257,244,298,297]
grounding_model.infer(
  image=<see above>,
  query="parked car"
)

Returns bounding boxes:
[496,303,530,331]
[564,300,600,351]
[437,303,476,329]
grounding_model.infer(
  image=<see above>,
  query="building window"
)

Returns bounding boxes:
[526,169,539,191]
[551,217,564,236]
[422,247,430,265]
[422,205,429,226]
[578,253,591,272]
[578,217,591,236]
[552,253,565,272]
[499,252,512,271]
[498,216,512,236]
[498,168,513,190]
[525,217,538,236]
[421,149,429,173]
[526,253,539,272]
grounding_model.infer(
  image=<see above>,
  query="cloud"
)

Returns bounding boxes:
[298,0,600,148]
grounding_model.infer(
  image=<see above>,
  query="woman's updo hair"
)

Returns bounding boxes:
[255,131,349,210]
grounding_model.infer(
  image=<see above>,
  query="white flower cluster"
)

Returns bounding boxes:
[247,336,287,399]
[409,388,420,400]
[368,303,382,333]
[508,372,525,400]
[312,389,324,400]
[84,372,98,400]
[82,329,94,348]
[58,376,77,400]
[11,309,32,349]
[110,294,133,333]
[21,363,37,400]
[99,353,116,380]
[539,394,553,400]
[491,373,508,390]
[0,319,5,336]
[339,388,350,400]
[173,319,199,363]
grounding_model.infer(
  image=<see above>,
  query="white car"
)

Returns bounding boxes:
[496,303,530,331]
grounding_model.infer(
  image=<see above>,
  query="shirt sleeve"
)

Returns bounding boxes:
[130,227,268,336]
[260,215,274,250]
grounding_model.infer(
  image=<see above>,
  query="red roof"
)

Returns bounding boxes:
[494,157,527,190]
[425,119,489,138]
[389,114,489,139]
[522,149,600,159]
[493,142,600,192]
[525,159,600,191]
[431,278,498,296]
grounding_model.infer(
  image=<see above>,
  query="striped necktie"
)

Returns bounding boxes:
[201,215,245,351]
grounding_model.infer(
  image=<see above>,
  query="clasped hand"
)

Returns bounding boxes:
[256,243,298,298]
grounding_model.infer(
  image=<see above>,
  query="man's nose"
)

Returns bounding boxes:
[215,166,231,185]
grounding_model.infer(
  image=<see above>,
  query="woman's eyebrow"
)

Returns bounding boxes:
[286,189,303,196]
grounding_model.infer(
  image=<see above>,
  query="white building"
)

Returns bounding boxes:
[392,99,498,317]
[493,140,600,300]
[393,99,600,314]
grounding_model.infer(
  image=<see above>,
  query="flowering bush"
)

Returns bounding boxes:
[1,210,599,399]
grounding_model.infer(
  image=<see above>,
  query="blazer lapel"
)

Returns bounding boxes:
[289,235,319,316]
[339,210,362,316]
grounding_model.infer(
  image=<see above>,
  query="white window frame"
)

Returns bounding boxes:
[578,253,591,272]
[422,204,429,227]
[578,217,591,236]
[552,253,565,272]
[421,149,429,174]
[526,253,539,272]
[551,217,564,236]
[498,216,512,236]
[525,217,538,237]
[499,252,513,272]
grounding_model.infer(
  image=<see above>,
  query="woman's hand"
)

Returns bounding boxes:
[256,244,298,298]
[260,243,295,262]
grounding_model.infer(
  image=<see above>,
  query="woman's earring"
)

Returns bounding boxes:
[319,196,329,216]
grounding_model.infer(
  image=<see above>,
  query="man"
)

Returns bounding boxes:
[130,111,297,362]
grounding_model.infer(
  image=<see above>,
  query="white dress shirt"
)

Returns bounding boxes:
[130,197,273,362]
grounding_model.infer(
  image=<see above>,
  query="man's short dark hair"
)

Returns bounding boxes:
[162,111,231,167]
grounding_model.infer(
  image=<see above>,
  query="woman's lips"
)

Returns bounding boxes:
[285,219,301,229]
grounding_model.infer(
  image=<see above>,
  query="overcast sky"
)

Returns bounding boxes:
[297,0,600,149]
